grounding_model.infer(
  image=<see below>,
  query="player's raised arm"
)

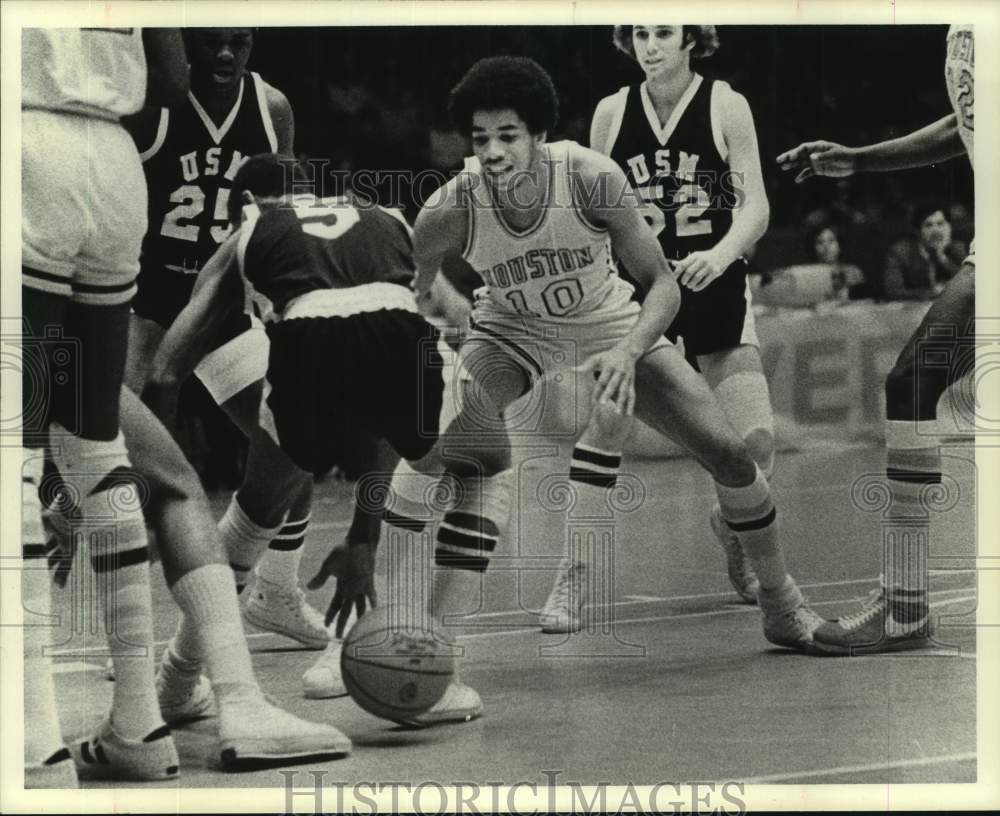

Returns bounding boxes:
[579,149,680,361]
[141,28,189,108]
[411,179,468,311]
[263,81,296,157]
[777,114,965,182]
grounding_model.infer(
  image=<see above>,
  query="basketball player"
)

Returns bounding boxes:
[409,56,822,654]
[776,24,974,654]
[125,27,329,649]
[146,153,487,723]
[42,388,354,771]
[539,25,773,623]
[20,26,187,787]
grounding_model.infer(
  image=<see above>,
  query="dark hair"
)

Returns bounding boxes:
[805,222,841,261]
[228,153,304,224]
[612,25,720,60]
[448,56,559,135]
[910,198,949,230]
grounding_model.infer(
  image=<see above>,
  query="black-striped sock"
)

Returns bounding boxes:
[884,420,937,600]
[435,471,510,573]
[22,448,68,772]
[256,515,310,588]
[715,466,786,591]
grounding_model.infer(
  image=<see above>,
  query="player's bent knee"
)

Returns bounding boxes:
[711,438,758,486]
[743,428,775,477]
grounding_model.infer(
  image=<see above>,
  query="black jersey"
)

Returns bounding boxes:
[605,75,736,262]
[139,71,278,277]
[238,195,416,315]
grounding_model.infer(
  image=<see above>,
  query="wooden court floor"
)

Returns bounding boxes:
[44,441,978,788]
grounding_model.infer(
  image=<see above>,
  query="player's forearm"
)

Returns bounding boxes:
[618,273,680,360]
[713,195,769,269]
[148,274,235,388]
[142,29,189,108]
[853,114,965,172]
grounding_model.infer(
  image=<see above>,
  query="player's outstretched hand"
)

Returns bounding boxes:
[776,140,857,183]
[581,347,636,417]
[307,538,378,638]
[675,249,726,292]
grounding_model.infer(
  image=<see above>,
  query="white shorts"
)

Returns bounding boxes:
[194,317,269,405]
[22,110,147,306]
[462,277,671,384]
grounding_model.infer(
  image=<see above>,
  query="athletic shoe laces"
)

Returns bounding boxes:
[838,589,886,630]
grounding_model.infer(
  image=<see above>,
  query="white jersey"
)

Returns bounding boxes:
[21,28,146,121]
[461,141,618,322]
[944,24,974,164]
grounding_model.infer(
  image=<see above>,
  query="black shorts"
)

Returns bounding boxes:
[133,265,197,329]
[664,259,754,358]
[622,259,754,361]
[265,310,445,476]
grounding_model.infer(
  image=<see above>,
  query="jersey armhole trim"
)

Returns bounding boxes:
[461,177,476,260]
[567,151,609,236]
[603,86,630,155]
[710,81,729,164]
[252,71,279,152]
[139,109,169,162]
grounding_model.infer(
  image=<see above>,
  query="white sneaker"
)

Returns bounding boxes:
[243,574,330,649]
[302,640,348,699]
[539,559,587,634]
[156,650,217,725]
[69,718,179,781]
[405,679,483,727]
[218,693,351,769]
[758,576,826,650]
[710,507,760,604]
[25,748,79,788]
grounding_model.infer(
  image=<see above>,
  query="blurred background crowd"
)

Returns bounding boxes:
[175,24,975,486]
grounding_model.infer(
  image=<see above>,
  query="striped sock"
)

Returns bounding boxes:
[383,460,439,620]
[86,479,164,741]
[218,494,283,593]
[568,443,621,553]
[884,420,936,601]
[49,427,164,740]
[256,515,310,589]
[715,466,787,591]
[22,449,69,771]
[435,471,510,573]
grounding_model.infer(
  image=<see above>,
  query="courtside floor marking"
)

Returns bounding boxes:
[740,751,977,784]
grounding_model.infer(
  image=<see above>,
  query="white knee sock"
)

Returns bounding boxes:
[715,466,787,591]
[218,494,283,592]
[51,424,164,740]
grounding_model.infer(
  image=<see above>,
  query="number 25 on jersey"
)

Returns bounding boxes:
[162,185,234,244]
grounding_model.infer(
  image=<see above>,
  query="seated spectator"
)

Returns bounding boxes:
[882,199,967,301]
[754,223,868,308]
[808,223,868,300]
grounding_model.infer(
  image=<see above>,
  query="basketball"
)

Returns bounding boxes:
[340,605,456,723]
